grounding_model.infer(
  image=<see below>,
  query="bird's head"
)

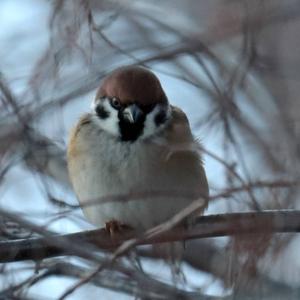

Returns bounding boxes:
[91,66,171,142]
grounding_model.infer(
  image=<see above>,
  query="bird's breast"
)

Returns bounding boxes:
[68,125,208,229]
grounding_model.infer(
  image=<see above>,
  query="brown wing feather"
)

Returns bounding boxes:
[67,114,91,158]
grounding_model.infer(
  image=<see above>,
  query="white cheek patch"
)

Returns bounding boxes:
[142,104,171,139]
[91,98,120,138]
[90,99,171,141]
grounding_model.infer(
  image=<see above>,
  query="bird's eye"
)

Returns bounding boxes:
[110,97,122,109]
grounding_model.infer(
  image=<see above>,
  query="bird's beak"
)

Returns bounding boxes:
[123,104,143,123]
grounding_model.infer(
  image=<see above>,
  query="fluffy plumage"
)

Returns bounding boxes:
[67,66,208,231]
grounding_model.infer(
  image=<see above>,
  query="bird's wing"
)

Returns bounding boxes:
[67,113,94,191]
[164,105,209,209]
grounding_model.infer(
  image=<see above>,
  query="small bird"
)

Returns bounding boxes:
[67,66,209,235]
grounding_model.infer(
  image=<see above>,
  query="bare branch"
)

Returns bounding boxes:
[1,210,300,263]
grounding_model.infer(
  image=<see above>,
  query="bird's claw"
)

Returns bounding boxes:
[105,220,131,237]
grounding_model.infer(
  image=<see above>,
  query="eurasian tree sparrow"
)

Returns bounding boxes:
[67,66,209,234]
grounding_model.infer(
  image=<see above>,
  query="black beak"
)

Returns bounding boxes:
[123,104,144,123]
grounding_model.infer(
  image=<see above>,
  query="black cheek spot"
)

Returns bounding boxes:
[155,110,167,126]
[141,103,156,114]
[96,105,110,119]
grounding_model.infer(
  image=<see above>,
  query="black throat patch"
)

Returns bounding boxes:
[118,112,146,142]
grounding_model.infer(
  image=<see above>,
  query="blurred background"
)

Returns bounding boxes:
[1,0,300,299]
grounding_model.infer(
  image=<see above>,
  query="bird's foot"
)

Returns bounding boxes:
[105,219,131,237]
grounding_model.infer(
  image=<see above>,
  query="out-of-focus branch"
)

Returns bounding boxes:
[0,210,218,300]
[0,121,70,187]
[10,260,295,300]
[138,238,300,300]
[1,0,300,190]
[1,210,300,263]
[1,261,215,300]
[140,0,300,63]
[2,209,300,299]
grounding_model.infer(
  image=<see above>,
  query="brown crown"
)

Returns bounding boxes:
[96,66,168,106]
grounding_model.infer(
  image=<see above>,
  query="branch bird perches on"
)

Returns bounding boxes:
[0,209,299,263]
